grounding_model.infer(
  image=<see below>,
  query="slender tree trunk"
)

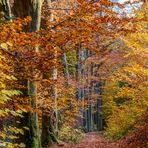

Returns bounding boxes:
[76,44,83,126]
[47,0,59,135]
[41,1,59,146]
[46,0,59,134]
[53,49,58,133]
[84,48,89,132]
[76,43,83,101]
[5,0,12,21]
[62,53,70,85]
[85,50,94,132]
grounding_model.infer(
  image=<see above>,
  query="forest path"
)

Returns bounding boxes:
[50,132,118,148]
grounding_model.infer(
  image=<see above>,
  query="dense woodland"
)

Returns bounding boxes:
[0,0,147,148]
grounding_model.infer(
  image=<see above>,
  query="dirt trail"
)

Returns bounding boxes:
[50,132,118,148]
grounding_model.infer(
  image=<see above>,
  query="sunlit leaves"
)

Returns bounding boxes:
[102,4,148,139]
[0,43,8,50]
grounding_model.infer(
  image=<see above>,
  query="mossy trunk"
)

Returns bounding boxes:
[42,114,59,147]
[41,73,59,147]
[41,2,59,147]
[13,1,43,147]
[28,81,41,148]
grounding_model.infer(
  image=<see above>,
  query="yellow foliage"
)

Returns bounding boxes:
[103,4,148,139]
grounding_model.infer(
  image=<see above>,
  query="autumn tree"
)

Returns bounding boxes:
[0,0,144,147]
[102,3,148,143]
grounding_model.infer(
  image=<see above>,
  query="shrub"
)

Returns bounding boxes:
[58,126,84,143]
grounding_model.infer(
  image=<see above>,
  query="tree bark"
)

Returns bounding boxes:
[13,1,43,147]
[62,53,70,85]
[41,1,59,147]
[13,0,43,31]
[28,81,41,148]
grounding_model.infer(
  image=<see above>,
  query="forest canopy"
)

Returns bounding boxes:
[0,0,147,148]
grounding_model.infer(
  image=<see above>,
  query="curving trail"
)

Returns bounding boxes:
[50,132,118,148]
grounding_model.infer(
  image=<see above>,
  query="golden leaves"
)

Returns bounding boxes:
[0,43,8,49]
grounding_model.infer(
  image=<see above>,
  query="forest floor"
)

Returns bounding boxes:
[50,132,120,148]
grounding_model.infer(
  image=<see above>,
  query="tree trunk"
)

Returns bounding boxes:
[13,0,43,147]
[53,51,58,133]
[13,0,43,31]
[41,1,59,147]
[5,0,12,21]
[42,114,59,147]
[27,1,43,147]
[28,81,41,148]
[62,53,70,85]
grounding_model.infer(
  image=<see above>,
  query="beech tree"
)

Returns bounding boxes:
[0,0,146,147]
